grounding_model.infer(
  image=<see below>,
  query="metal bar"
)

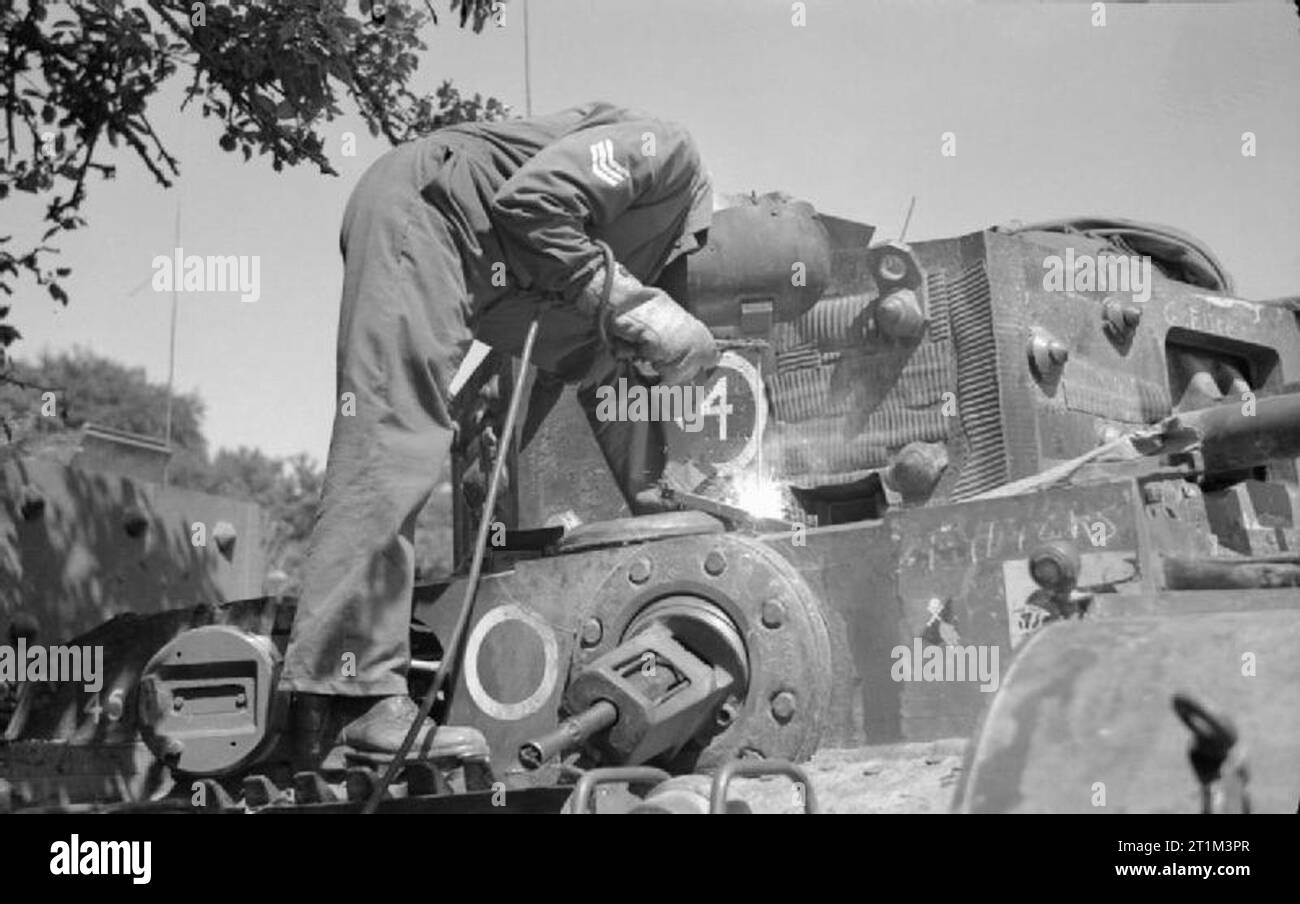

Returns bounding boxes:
[710,759,819,814]
[1169,391,1300,473]
[1162,555,1300,590]
[517,700,618,771]
[569,766,671,815]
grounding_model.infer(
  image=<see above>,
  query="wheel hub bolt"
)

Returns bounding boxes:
[580,618,603,647]
[716,697,741,727]
[761,599,786,629]
[628,558,652,584]
[771,691,797,723]
[704,550,727,576]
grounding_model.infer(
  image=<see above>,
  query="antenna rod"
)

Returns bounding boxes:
[523,0,533,116]
[163,202,179,486]
[899,195,916,244]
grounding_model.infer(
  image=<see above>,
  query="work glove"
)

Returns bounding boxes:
[575,261,719,386]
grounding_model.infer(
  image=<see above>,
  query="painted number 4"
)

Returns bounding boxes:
[700,375,733,440]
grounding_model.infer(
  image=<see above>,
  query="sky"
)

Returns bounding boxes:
[8,0,1300,465]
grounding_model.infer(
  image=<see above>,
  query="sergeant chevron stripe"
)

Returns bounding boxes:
[589,139,631,187]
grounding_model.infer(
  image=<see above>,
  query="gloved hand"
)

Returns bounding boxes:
[576,261,719,385]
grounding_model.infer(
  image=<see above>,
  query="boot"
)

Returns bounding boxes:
[293,694,489,771]
[336,695,489,764]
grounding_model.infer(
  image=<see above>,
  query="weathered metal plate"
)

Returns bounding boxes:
[555,511,724,553]
[1,457,267,643]
[956,609,1300,813]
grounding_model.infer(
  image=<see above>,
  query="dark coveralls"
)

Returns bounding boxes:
[281,102,713,697]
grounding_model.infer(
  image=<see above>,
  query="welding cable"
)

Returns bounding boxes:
[362,317,541,814]
[591,238,638,363]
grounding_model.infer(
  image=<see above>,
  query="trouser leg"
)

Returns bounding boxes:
[281,145,471,697]
[577,359,667,511]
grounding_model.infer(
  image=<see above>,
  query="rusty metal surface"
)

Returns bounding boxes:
[956,609,1300,813]
[774,481,1146,744]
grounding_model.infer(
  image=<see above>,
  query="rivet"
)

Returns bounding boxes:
[123,509,149,538]
[105,689,125,722]
[213,521,238,556]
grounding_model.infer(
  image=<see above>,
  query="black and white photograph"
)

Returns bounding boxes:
[0,0,1297,879]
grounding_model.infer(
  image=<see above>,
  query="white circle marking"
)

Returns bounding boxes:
[463,603,560,721]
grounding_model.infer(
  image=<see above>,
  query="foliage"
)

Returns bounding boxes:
[0,345,205,449]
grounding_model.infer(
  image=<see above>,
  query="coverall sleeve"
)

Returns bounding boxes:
[490,119,703,301]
